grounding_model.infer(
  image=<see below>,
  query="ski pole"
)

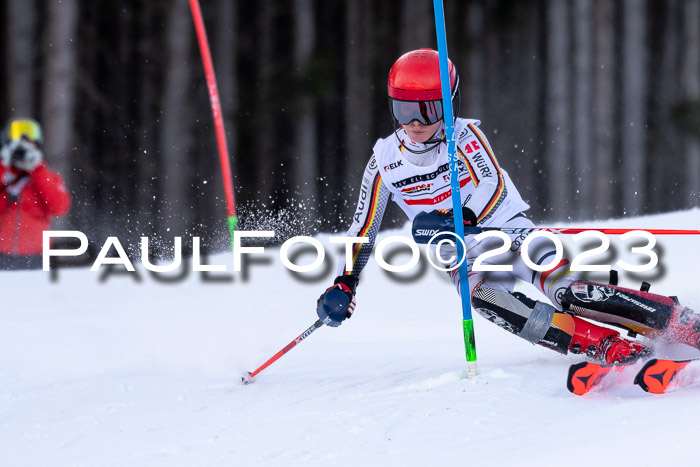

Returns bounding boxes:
[242,319,324,384]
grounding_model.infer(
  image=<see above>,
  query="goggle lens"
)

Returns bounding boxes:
[8,120,42,143]
[391,99,443,126]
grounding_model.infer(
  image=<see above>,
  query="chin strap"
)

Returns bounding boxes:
[393,126,445,155]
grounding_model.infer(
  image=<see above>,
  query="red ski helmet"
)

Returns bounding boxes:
[388,49,459,127]
[387,48,458,102]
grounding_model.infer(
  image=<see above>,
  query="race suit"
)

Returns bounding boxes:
[337,118,577,309]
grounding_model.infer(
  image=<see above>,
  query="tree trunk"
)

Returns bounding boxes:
[572,0,593,217]
[400,0,432,52]
[5,0,37,115]
[592,0,615,217]
[135,2,163,238]
[681,0,700,206]
[463,1,485,117]
[256,0,275,201]
[646,0,679,212]
[620,0,647,215]
[544,0,570,218]
[523,1,544,213]
[291,0,318,227]
[161,0,193,236]
[41,0,78,191]
[344,0,372,180]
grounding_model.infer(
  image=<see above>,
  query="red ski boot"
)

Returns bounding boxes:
[569,316,648,364]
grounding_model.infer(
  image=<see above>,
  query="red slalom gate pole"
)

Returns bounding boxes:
[468,227,700,236]
[412,212,700,244]
[242,320,324,384]
[189,0,238,245]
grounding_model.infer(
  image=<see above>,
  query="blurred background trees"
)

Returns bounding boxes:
[1,0,699,254]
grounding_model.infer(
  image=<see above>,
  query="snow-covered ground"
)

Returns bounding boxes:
[2,209,700,466]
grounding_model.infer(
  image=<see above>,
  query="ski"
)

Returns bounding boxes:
[567,357,700,395]
[633,358,699,394]
[566,361,636,395]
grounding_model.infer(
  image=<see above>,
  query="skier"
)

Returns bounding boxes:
[0,118,71,270]
[315,48,700,364]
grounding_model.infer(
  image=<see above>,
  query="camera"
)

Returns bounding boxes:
[11,146,27,165]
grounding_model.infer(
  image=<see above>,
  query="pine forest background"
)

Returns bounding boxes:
[2,0,700,256]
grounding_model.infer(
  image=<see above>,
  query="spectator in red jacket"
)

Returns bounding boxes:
[0,118,71,270]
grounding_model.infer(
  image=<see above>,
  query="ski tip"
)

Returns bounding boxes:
[241,372,254,385]
[567,361,616,396]
[567,362,597,395]
[633,359,657,392]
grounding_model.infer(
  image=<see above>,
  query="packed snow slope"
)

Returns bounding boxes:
[2,209,700,466]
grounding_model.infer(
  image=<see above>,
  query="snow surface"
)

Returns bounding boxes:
[2,209,700,466]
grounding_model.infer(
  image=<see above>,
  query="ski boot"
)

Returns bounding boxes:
[562,279,700,351]
[569,316,649,364]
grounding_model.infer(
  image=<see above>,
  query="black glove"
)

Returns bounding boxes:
[1,139,43,171]
[429,207,478,226]
[316,275,358,327]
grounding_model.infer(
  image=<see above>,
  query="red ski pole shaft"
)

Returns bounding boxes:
[243,319,324,384]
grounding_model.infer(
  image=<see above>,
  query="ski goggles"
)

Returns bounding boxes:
[6,119,42,143]
[390,99,444,126]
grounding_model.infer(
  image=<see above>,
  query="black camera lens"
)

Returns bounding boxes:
[11,147,27,164]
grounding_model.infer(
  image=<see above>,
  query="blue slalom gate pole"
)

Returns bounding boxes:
[433,0,477,377]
